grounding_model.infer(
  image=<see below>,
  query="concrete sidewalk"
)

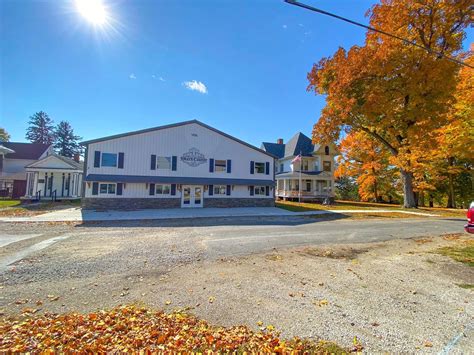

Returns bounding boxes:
[0,206,439,222]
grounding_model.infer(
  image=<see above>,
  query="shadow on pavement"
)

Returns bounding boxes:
[75,213,350,229]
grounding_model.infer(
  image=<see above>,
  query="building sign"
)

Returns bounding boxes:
[180,148,207,167]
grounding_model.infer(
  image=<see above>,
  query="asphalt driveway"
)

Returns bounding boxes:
[0,216,472,352]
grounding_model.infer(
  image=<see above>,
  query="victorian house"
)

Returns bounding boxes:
[261,132,338,202]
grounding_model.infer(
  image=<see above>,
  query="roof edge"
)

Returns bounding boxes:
[81,120,277,159]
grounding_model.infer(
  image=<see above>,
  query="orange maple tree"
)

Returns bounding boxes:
[336,131,400,202]
[308,0,472,207]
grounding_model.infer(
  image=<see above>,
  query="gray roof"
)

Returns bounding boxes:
[1,142,50,160]
[81,120,277,159]
[261,132,314,159]
[85,174,275,186]
[260,142,285,159]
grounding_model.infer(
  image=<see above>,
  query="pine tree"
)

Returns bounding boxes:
[0,127,10,142]
[54,121,82,158]
[25,111,55,145]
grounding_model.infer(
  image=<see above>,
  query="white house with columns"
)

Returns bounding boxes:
[261,132,338,202]
[23,154,83,201]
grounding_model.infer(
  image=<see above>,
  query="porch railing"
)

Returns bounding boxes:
[276,190,331,198]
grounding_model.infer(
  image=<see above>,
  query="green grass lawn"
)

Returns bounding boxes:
[0,199,22,208]
[435,240,474,267]
[276,200,467,217]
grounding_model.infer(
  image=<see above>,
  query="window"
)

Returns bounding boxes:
[302,160,309,171]
[156,184,171,195]
[213,185,227,195]
[254,162,265,174]
[254,186,265,195]
[156,156,171,169]
[325,146,330,155]
[280,163,284,173]
[102,153,117,167]
[99,183,116,194]
[323,161,331,172]
[214,160,227,172]
[306,181,312,192]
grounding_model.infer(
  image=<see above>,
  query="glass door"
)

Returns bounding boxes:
[181,186,204,208]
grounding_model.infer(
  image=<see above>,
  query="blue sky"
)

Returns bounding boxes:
[0,0,472,147]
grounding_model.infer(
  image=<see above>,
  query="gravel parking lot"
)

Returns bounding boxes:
[0,217,472,352]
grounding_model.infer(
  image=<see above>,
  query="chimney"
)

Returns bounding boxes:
[277,138,283,145]
[73,153,80,163]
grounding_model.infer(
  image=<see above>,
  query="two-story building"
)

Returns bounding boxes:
[81,120,276,210]
[261,132,338,202]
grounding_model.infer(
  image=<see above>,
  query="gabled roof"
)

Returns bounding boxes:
[25,153,83,170]
[1,142,51,160]
[261,132,315,159]
[284,132,314,157]
[81,120,277,159]
[260,142,285,159]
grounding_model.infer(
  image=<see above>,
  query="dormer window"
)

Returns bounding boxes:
[325,146,330,155]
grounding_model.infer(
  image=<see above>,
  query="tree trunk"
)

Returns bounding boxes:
[419,191,425,207]
[429,194,434,207]
[446,157,456,209]
[400,169,416,208]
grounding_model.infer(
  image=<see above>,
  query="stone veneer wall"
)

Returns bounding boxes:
[82,197,274,210]
[203,198,274,208]
[82,198,181,210]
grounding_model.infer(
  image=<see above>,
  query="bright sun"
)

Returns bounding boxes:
[75,0,108,26]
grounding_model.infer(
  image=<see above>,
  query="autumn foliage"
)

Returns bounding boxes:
[0,305,350,353]
[336,131,400,202]
[308,0,473,208]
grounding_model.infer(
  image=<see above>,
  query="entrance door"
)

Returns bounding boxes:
[181,185,203,208]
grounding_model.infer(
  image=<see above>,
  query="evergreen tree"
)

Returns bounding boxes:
[54,121,82,157]
[0,127,10,142]
[25,111,55,145]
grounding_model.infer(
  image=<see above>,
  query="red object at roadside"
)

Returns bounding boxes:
[465,202,474,234]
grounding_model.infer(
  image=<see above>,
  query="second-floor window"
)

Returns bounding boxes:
[280,163,284,172]
[254,162,265,174]
[101,153,117,167]
[323,161,331,172]
[214,160,227,172]
[302,160,309,171]
[156,156,171,169]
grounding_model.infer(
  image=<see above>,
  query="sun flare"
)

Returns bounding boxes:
[75,0,108,26]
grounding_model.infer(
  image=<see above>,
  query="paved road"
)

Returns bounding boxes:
[0,216,464,269]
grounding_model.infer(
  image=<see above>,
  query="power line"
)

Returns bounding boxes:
[284,0,473,69]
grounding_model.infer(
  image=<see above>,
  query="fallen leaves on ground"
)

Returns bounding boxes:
[0,305,350,352]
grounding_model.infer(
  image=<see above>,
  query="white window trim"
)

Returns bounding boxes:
[101,153,118,168]
[254,186,266,195]
[254,162,265,174]
[155,184,171,195]
[214,159,227,173]
[156,156,171,170]
[99,183,116,195]
[213,185,227,195]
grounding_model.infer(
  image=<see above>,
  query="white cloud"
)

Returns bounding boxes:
[298,23,304,27]
[183,80,208,94]
[152,74,166,82]
[129,73,136,79]
[282,24,287,29]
